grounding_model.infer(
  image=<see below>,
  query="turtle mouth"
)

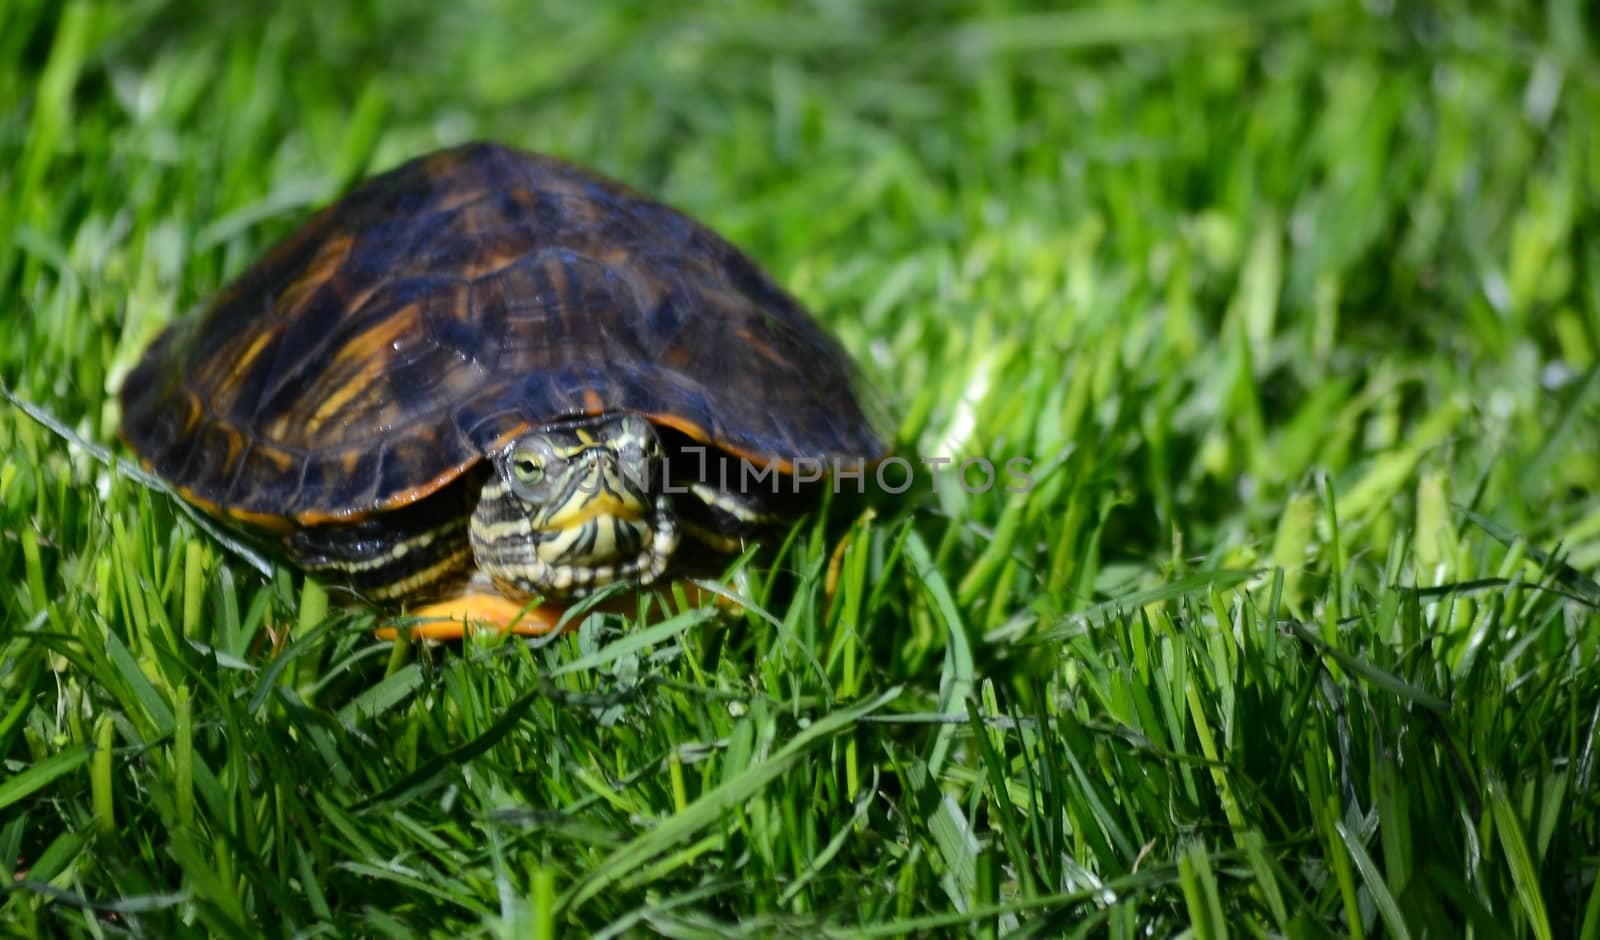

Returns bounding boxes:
[542,488,646,530]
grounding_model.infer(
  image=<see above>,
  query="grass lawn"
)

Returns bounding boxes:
[4,0,1600,935]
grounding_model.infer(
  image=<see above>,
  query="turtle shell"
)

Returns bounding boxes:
[119,142,886,531]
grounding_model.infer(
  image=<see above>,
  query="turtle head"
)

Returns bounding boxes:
[471,414,679,598]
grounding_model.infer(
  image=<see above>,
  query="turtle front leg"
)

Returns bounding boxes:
[377,579,719,641]
[376,572,569,640]
[378,594,567,641]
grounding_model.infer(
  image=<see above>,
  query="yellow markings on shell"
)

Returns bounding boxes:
[224,328,278,388]
[276,235,354,320]
[168,479,295,535]
[213,427,245,479]
[253,443,297,473]
[300,358,385,436]
[176,392,203,435]
[303,305,420,435]
[425,176,490,213]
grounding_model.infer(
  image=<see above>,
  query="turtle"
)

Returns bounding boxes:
[118,141,886,638]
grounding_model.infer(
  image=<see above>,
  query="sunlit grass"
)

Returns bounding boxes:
[3,0,1599,935]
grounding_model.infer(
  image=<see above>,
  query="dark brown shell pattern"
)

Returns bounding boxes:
[119,142,886,529]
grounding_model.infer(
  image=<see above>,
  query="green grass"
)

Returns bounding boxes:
[3,0,1600,935]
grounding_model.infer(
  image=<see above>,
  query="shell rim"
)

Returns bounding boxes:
[122,408,892,532]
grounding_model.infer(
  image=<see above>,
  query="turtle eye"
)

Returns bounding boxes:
[632,428,662,461]
[510,451,544,486]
